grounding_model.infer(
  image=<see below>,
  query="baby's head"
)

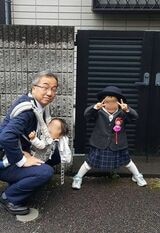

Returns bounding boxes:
[48,118,69,139]
[103,96,119,113]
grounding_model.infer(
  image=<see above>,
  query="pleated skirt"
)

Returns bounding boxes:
[86,147,130,171]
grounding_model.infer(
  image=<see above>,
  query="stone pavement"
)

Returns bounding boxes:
[0,175,160,233]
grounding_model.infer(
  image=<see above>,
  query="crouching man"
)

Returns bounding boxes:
[0,70,58,215]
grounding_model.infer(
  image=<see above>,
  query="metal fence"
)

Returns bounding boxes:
[93,0,160,12]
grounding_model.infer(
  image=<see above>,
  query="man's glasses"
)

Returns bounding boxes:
[34,85,57,94]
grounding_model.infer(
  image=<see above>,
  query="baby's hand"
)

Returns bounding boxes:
[28,131,36,140]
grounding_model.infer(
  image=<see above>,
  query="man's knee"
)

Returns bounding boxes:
[37,164,54,182]
[33,164,54,188]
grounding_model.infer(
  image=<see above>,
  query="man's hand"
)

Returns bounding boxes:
[23,155,44,167]
[23,151,32,159]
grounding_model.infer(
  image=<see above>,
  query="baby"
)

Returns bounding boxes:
[29,117,71,166]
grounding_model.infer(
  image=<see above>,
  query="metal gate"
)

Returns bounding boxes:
[0,0,5,24]
[75,30,160,158]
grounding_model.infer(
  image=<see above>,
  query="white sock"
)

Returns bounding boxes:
[125,160,140,176]
[76,161,91,178]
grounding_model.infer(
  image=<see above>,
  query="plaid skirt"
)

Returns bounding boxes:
[86,147,130,171]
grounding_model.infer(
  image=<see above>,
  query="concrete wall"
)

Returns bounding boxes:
[0,25,74,151]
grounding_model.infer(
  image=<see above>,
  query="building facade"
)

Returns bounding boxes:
[1,0,160,158]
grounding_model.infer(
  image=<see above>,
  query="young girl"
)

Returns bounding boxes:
[72,86,147,189]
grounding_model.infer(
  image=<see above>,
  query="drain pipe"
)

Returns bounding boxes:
[5,0,11,24]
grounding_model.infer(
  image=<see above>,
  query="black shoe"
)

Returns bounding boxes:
[0,194,30,215]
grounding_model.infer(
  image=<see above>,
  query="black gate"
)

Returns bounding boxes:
[75,30,160,158]
[0,0,5,24]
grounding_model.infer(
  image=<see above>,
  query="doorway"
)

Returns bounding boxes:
[75,30,160,158]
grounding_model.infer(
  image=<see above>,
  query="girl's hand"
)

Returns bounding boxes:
[94,98,107,110]
[117,99,129,112]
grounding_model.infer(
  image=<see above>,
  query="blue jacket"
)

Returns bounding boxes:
[0,94,37,165]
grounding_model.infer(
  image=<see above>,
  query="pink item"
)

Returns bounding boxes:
[113,117,123,144]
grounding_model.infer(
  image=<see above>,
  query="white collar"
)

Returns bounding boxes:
[102,107,118,116]
[102,108,118,122]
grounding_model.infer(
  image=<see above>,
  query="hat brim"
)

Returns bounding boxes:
[97,91,127,103]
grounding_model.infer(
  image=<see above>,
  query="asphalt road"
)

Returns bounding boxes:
[0,175,160,233]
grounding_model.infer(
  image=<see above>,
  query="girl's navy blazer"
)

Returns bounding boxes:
[84,105,138,151]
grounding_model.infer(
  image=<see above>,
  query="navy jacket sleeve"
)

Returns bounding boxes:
[0,110,35,164]
[84,105,99,121]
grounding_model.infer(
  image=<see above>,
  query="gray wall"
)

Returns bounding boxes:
[0,25,74,147]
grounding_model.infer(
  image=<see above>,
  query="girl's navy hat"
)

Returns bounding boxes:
[97,86,127,102]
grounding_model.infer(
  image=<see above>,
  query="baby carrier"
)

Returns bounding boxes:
[8,96,72,184]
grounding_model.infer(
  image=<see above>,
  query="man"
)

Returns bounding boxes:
[0,70,58,215]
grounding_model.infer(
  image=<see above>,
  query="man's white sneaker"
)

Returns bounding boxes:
[132,173,147,187]
[72,175,82,190]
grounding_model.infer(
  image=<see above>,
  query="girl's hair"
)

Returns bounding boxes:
[104,96,118,101]
[31,70,58,87]
[50,117,69,136]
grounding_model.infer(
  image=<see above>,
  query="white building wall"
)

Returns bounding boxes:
[11,0,160,74]
[11,0,160,30]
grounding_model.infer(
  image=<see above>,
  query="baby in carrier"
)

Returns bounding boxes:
[29,117,72,166]
[0,117,72,184]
